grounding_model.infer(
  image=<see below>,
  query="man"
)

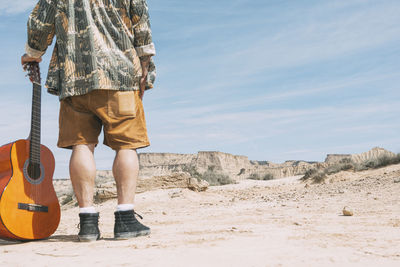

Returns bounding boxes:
[21,0,156,241]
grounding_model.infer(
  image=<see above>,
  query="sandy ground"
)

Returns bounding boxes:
[1,164,400,267]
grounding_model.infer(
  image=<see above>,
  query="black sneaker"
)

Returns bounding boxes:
[114,210,151,239]
[78,212,100,242]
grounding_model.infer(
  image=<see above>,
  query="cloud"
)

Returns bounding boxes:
[149,68,400,122]
[147,98,400,147]
[176,102,399,128]
[152,0,400,110]
[0,0,35,14]
[221,2,400,77]
[169,1,399,84]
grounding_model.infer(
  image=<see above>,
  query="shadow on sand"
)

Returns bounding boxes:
[0,239,21,246]
[45,234,79,242]
[0,234,78,245]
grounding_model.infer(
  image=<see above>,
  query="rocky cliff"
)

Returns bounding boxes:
[324,147,396,164]
[138,148,396,181]
[139,151,253,178]
[139,151,322,181]
[351,147,396,163]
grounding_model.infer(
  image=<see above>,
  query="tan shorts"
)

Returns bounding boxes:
[58,90,150,150]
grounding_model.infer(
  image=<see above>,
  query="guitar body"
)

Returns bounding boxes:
[0,139,60,240]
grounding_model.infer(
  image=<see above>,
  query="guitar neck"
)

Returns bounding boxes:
[30,82,41,164]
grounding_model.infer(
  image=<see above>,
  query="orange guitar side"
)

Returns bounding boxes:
[0,140,60,240]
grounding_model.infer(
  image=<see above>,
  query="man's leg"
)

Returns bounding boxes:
[69,144,96,207]
[112,149,150,239]
[112,149,139,204]
[69,144,100,241]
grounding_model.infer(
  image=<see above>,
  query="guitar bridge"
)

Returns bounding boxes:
[18,203,48,213]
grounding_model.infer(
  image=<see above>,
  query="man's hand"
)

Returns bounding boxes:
[21,53,42,71]
[139,56,151,100]
[139,75,146,100]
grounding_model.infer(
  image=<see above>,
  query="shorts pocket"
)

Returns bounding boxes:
[109,91,136,118]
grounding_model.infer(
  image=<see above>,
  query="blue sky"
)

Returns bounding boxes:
[0,0,399,178]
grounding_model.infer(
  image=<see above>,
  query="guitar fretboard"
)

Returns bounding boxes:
[27,63,42,166]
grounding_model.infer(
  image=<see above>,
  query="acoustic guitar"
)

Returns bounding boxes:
[0,62,60,240]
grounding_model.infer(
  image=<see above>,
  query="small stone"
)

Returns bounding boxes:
[162,211,167,215]
[338,189,345,194]
[261,196,270,202]
[394,178,400,183]
[95,188,117,201]
[293,222,301,226]
[188,177,209,192]
[304,184,309,188]
[342,206,354,216]
[169,189,183,198]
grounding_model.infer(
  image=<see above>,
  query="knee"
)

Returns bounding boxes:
[72,144,96,153]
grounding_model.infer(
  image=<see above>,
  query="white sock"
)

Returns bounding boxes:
[79,206,97,214]
[116,204,134,211]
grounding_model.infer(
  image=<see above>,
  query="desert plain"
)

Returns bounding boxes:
[1,163,400,266]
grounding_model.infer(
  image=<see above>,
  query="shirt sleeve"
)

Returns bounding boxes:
[130,0,156,58]
[25,0,56,58]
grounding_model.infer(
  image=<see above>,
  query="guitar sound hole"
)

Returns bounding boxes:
[28,162,41,180]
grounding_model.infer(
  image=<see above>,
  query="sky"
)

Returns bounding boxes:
[0,0,399,178]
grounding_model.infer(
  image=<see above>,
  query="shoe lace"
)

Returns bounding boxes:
[77,214,100,229]
[134,211,143,220]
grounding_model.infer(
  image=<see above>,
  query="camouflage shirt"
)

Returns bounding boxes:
[26,0,156,100]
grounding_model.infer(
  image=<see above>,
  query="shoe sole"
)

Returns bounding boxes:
[78,234,100,242]
[114,229,151,240]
